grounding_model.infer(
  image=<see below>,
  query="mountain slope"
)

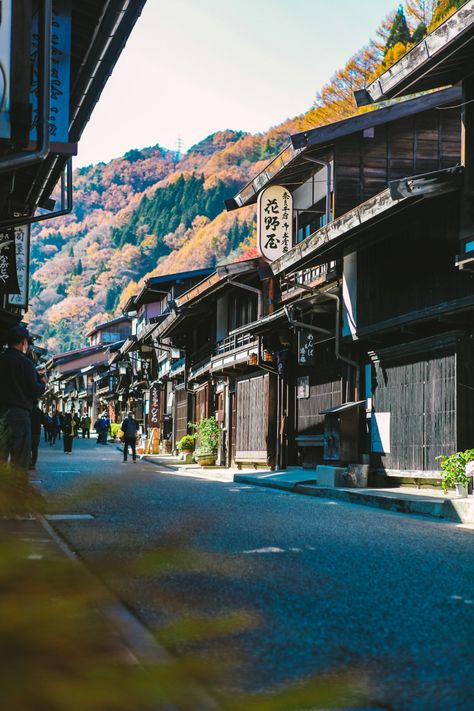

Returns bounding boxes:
[29,0,461,353]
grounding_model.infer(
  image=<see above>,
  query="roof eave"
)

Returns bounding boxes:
[366,0,474,101]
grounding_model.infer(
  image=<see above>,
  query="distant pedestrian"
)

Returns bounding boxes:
[49,412,59,446]
[96,413,110,445]
[57,411,63,440]
[44,413,52,442]
[62,413,77,454]
[30,404,43,471]
[81,414,91,438]
[73,412,81,436]
[121,412,139,463]
[0,326,46,471]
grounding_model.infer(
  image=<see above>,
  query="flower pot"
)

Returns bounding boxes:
[455,483,468,498]
[196,453,216,467]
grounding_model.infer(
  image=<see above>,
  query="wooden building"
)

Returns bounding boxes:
[153,258,279,467]
[227,78,470,481]
[117,269,214,448]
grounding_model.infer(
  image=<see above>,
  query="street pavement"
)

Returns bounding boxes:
[35,435,474,711]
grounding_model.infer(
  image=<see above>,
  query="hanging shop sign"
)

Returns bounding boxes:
[0,228,20,295]
[8,225,30,309]
[257,185,293,262]
[298,329,316,366]
[149,384,160,428]
[29,0,71,145]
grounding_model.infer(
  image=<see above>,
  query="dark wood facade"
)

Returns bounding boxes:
[334,108,460,218]
[235,372,276,466]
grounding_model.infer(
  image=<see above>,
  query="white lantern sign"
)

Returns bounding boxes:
[257,185,293,262]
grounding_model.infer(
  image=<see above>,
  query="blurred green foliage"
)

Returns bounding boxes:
[0,467,372,710]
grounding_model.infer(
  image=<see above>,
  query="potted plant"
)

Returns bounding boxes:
[177,434,194,461]
[189,417,220,466]
[436,449,474,497]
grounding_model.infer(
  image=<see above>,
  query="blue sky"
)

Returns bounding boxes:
[76,0,398,167]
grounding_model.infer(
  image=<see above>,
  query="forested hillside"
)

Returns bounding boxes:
[28,0,466,353]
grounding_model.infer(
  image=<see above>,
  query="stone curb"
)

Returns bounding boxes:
[233,475,474,524]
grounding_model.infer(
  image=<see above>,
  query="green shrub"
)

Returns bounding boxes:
[177,435,194,452]
[189,417,220,455]
[436,448,474,494]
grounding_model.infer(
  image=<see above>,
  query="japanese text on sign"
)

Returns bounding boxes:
[149,385,160,428]
[257,185,293,262]
[29,0,71,144]
[298,330,316,366]
[8,226,30,309]
[0,228,20,295]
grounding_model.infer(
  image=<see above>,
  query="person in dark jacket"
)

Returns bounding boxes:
[0,326,46,471]
[81,414,91,438]
[62,413,76,454]
[121,412,139,463]
[49,411,59,446]
[30,404,43,470]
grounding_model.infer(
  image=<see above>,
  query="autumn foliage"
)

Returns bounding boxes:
[29,0,467,353]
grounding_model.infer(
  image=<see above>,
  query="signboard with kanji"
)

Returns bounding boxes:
[149,384,160,428]
[298,329,316,366]
[257,185,293,262]
[29,0,71,144]
[8,225,30,309]
[0,228,20,295]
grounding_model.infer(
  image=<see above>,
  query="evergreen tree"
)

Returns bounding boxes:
[411,21,427,43]
[385,5,411,54]
[69,246,74,257]
[87,286,94,299]
[56,282,67,296]
[105,284,121,312]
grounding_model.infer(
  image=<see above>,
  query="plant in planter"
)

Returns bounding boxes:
[177,435,194,454]
[189,417,220,466]
[436,449,474,496]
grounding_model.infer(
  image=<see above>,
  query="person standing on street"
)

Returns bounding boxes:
[0,326,46,471]
[62,413,77,454]
[49,411,59,447]
[57,410,63,440]
[81,414,91,438]
[121,412,139,463]
[44,412,52,442]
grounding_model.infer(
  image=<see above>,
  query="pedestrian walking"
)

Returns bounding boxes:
[44,412,52,442]
[121,412,139,463]
[62,413,77,454]
[73,412,81,436]
[30,404,43,471]
[81,414,91,438]
[57,410,63,440]
[97,413,110,445]
[49,412,59,446]
[0,326,46,472]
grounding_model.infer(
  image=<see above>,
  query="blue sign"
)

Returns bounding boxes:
[30,0,71,144]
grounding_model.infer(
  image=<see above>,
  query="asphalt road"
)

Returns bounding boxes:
[36,436,474,710]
